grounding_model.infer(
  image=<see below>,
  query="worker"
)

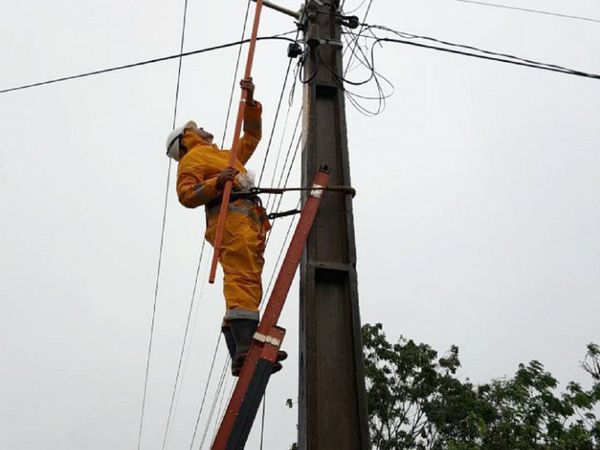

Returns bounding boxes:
[166,78,286,376]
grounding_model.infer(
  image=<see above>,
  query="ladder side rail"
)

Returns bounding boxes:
[211,167,331,450]
[257,168,331,335]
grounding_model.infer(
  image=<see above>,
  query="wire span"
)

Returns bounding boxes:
[450,0,600,23]
[375,37,600,80]
[0,34,296,95]
[137,0,190,448]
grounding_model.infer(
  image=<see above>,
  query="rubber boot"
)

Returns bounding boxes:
[230,319,258,377]
[229,320,289,377]
[221,323,237,375]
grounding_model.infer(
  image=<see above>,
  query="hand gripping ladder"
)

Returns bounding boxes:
[211,166,331,450]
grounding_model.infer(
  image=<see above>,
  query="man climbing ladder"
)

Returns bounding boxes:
[166,78,286,376]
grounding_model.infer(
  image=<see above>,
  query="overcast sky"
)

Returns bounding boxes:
[1,0,599,449]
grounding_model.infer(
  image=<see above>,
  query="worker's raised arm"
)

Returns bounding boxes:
[176,160,220,208]
[237,101,262,165]
[237,78,262,165]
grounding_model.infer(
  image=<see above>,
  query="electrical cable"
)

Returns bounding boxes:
[168,247,212,448]
[199,359,229,449]
[137,0,190,446]
[221,0,253,147]
[259,108,302,210]
[263,198,301,297]
[337,25,600,89]
[343,0,374,76]
[264,108,302,212]
[343,0,369,15]
[288,60,301,106]
[298,49,321,84]
[268,135,302,236]
[450,0,600,23]
[137,160,172,450]
[0,34,297,95]
[338,20,600,116]
[257,29,301,186]
[375,37,600,80]
[259,393,266,450]
[160,241,207,450]
[369,25,591,74]
[188,333,223,450]
[261,98,296,197]
[337,29,394,116]
[210,373,234,443]
[208,363,236,447]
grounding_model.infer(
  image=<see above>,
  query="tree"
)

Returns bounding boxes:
[362,323,600,450]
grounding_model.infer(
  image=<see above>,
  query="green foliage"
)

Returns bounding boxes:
[362,323,600,450]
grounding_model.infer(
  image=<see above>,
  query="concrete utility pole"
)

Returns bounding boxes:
[299,1,370,449]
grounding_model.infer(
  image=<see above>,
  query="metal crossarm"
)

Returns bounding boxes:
[211,166,331,450]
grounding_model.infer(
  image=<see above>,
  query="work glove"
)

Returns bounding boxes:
[216,167,239,191]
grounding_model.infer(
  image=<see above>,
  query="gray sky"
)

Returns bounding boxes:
[1,0,599,449]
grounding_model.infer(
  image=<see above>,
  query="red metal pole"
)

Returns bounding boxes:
[209,0,265,284]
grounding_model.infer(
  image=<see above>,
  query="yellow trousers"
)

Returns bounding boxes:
[205,200,270,321]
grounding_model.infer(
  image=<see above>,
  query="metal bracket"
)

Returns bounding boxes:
[251,0,301,19]
[315,39,343,48]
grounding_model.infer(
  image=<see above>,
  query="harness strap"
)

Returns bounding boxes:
[206,191,262,210]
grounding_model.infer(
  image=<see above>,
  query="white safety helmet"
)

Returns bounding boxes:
[166,120,197,161]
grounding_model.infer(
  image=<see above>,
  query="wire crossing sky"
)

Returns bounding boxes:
[451,0,600,23]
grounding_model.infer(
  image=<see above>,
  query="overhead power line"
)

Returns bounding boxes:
[0,34,296,95]
[375,37,600,81]
[137,0,190,447]
[159,242,206,450]
[450,0,600,24]
[347,25,600,82]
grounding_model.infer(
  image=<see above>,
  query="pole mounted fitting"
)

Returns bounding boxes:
[287,42,303,58]
[306,22,321,49]
[339,15,360,29]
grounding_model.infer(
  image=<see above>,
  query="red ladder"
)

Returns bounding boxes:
[211,166,331,450]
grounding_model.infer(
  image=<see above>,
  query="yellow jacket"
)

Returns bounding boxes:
[177,102,262,209]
